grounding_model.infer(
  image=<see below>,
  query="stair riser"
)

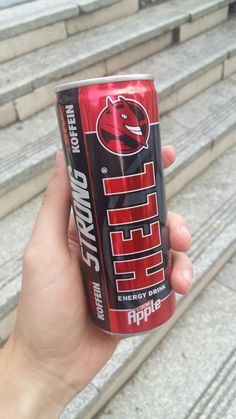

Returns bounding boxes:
[11,32,172,123]
[224,54,236,78]
[0,0,139,64]
[179,6,228,42]
[1,47,234,131]
[0,166,53,219]
[166,128,236,199]
[66,0,139,36]
[1,120,234,233]
[159,64,223,114]
[105,31,172,74]
[14,61,108,122]
[0,4,234,129]
[0,102,17,128]
[3,43,236,131]
[0,22,68,63]
[0,2,229,65]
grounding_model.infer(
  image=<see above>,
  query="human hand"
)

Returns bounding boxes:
[0,147,192,418]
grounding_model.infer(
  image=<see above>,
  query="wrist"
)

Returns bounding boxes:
[0,336,74,419]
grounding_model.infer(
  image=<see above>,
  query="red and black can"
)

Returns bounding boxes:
[55,75,175,336]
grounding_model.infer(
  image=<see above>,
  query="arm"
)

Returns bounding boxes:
[0,339,70,419]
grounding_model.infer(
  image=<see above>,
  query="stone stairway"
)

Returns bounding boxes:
[0,0,234,128]
[2,13,236,217]
[0,0,138,63]
[1,0,236,417]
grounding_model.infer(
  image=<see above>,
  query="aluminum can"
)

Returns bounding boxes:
[55,74,176,336]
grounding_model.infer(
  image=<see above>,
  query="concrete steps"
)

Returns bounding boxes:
[96,254,236,419]
[1,2,236,416]
[0,0,138,63]
[0,0,233,128]
[57,142,236,418]
[1,72,236,218]
[0,0,231,64]
[122,16,236,114]
[0,0,37,8]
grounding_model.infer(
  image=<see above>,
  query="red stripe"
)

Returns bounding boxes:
[103,162,155,195]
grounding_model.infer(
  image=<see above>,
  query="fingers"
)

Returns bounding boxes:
[161,148,192,294]
[170,251,193,294]
[167,211,192,253]
[167,211,193,294]
[162,145,176,169]
[30,151,71,250]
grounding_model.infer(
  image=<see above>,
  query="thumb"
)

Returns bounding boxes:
[30,150,71,250]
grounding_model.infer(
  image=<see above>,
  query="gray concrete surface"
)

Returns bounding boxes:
[3,0,233,105]
[0,1,187,104]
[217,253,236,293]
[0,0,79,40]
[97,255,236,419]
[124,17,236,99]
[0,0,124,39]
[0,0,37,9]
[77,0,119,13]
[0,0,230,45]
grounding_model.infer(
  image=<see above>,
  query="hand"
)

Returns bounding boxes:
[0,147,192,419]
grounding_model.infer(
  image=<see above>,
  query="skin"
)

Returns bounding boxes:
[0,146,192,418]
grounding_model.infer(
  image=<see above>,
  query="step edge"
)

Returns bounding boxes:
[0,1,79,41]
[1,11,235,107]
[0,12,188,105]
[0,0,230,42]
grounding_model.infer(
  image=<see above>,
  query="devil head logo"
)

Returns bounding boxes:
[96,96,150,155]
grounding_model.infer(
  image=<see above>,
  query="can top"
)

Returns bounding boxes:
[54,74,154,93]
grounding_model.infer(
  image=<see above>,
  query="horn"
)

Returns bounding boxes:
[118,95,127,104]
[106,96,114,111]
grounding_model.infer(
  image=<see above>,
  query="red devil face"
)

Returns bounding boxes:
[96,96,150,155]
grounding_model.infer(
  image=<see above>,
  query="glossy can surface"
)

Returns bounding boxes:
[55,75,176,336]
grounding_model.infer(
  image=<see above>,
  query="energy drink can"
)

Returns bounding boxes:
[55,74,175,336]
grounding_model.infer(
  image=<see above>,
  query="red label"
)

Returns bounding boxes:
[103,161,165,296]
[73,79,175,335]
[79,79,159,133]
[107,193,158,225]
[115,251,165,292]
[110,221,161,256]
[103,161,155,195]
[109,293,176,334]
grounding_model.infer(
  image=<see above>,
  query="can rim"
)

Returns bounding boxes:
[54,74,154,92]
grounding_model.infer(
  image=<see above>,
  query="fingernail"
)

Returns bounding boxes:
[179,226,191,240]
[182,269,192,289]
